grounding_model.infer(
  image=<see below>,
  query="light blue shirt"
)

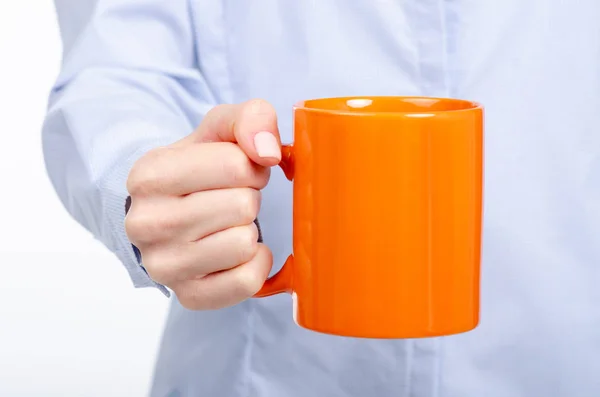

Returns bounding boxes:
[43,1,600,396]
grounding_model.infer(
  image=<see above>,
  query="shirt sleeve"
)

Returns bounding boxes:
[43,0,215,294]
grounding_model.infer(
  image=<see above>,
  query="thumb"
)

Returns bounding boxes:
[186,99,282,167]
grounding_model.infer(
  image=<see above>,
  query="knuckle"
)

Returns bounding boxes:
[255,167,271,190]
[174,288,202,310]
[233,265,264,297]
[222,148,252,184]
[126,147,170,196]
[176,282,220,311]
[177,297,196,310]
[246,98,276,117]
[151,212,180,238]
[126,164,145,196]
[142,253,173,285]
[125,210,179,244]
[235,224,259,263]
[234,189,261,224]
[206,104,230,119]
[124,212,147,243]
[175,286,202,311]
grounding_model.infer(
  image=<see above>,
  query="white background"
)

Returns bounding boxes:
[0,2,169,396]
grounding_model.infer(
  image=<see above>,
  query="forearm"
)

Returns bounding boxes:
[43,70,198,290]
[43,0,213,290]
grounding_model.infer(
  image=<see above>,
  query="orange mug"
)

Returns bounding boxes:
[255,96,484,339]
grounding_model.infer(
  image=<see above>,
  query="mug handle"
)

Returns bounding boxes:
[253,144,295,298]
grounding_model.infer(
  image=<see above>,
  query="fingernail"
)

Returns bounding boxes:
[254,131,281,160]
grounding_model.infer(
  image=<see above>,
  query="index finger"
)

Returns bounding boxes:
[180,99,282,167]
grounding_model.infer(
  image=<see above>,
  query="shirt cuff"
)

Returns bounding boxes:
[98,138,178,297]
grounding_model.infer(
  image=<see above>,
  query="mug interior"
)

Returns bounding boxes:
[295,96,480,115]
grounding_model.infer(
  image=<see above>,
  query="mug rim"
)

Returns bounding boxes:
[293,95,483,117]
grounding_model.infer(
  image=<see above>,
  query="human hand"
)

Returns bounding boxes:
[125,99,281,310]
